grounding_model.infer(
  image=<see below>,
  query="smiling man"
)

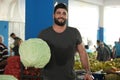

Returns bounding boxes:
[38,3,93,80]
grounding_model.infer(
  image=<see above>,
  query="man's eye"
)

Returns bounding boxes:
[56,12,66,15]
[63,12,66,15]
[56,12,61,14]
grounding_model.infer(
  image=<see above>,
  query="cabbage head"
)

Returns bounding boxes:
[19,38,51,68]
[0,75,17,80]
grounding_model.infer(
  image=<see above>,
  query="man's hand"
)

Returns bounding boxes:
[84,73,94,80]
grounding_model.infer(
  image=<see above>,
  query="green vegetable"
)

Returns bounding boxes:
[0,75,17,80]
[19,38,51,68]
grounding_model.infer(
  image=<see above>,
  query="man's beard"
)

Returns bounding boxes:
[54,18,66,26]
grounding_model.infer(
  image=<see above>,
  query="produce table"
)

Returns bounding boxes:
[104,71,120,80]
[75,70,106,80]
[75,70,120,80]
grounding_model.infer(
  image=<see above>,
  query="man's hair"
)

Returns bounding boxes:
[10,33,15,37]
[54,3,68,13]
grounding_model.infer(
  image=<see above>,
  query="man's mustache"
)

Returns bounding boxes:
[58,17,65,20]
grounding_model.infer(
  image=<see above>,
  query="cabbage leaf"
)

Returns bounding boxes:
[19,38,51,68]
[0,75,17,80]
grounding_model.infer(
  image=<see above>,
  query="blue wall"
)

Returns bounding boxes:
[0,21,8,47]
[25,0,54,39]
[54,0,68,5]
[97,27,104,42]
[25,0,68,39]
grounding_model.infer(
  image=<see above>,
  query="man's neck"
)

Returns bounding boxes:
[53,24,66,33]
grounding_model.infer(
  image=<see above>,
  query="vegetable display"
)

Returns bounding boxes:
[4,56,20,79]
[0,75,17,80]
[19,38,51,68]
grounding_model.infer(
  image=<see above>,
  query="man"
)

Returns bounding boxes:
[113,38,120,58]
[95,40,111,61]
[100,42,111,61]
[38,3,93,80]
[10,33,22,56]
[0,35,8,74]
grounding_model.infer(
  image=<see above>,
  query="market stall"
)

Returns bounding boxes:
[74,52,120,80]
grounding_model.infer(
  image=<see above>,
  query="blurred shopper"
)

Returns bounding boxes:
[95,40,111,61]
[113,38,120,58]
[95,40,102,61]
[0,35,8,74]
[100,42,111,61]
[10,33,22,56]
[112,45,116,59]
[103,43,112,59]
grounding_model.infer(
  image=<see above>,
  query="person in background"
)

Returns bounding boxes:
[112,44,116,59]
[113,38,120,58]
[38,3,93,80]
[10,33,22,56]
[95,40,111,61]
[103,43,112,59]
[100,42,111,61]
[95,40,102,61]
[0,35,8,74]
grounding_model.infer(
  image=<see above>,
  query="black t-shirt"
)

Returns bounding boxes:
[39,26,82,80]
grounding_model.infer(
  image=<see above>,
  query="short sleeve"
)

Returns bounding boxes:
[75,28,82,45]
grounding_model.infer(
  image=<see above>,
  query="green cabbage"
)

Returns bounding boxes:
[0,75,17,80]
[19,38,51,68]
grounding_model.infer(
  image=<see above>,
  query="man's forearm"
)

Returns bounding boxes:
[77,44,91,73]
[80,51,91,73]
